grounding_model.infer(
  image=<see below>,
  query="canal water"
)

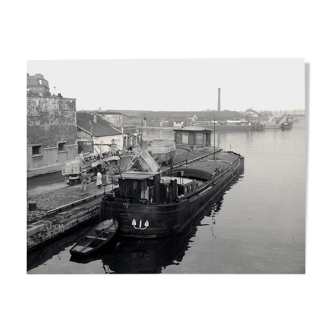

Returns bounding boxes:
[27,120,306,274]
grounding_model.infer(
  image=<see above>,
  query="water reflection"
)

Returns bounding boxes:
[27,222,96,271]
[68,211,206,273]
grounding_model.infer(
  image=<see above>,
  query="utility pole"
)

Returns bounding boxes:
[214,88,220,160]
[141,114,143,147]
[141,113,146,147]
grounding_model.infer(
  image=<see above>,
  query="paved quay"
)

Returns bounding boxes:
[28,182,68,198]
[27,177,115,225]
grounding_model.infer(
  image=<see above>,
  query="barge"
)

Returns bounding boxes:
[99,149,244,239]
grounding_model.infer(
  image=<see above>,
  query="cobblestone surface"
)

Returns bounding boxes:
[28,182,68,198]
[27,177,114,225]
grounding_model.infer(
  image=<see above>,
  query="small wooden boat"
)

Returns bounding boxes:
[70,219,118,256]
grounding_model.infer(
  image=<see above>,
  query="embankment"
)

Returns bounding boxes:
[27,202,100,252]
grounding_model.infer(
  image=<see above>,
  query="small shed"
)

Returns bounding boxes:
[173,126,212,147]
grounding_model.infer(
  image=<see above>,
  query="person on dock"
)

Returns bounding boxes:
[80,170,88,192]
[96,171,102,189]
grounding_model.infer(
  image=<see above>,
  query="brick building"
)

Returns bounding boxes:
[27,74,77,172]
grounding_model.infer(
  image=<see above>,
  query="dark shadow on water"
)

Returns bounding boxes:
[27,221,96,271]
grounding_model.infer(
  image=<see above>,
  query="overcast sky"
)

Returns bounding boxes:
[27,58,304,112]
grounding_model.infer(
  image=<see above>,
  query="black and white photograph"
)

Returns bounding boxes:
[26,59,305,274]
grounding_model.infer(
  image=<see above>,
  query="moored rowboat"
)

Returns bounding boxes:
[70,219,118,256]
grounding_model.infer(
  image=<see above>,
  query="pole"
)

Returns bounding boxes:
[214,112,215,160]
[215,88,220,160]
[103,184,106,221]
[141,114,143,147]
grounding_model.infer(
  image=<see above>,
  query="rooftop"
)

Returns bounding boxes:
[76,112,122,137]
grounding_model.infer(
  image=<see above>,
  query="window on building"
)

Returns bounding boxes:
[58,142,67,152]
[32,145,42,155]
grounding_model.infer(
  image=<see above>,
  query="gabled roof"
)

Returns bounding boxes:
[77,125,92,136]
[76,112,122,137]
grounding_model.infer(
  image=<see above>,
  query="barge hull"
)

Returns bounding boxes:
[100,152,244,238]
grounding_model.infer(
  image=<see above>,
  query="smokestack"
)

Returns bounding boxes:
[93,114,97,123]
[218,88,221,112]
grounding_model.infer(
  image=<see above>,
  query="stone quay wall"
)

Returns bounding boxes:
[27,203,100,251]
